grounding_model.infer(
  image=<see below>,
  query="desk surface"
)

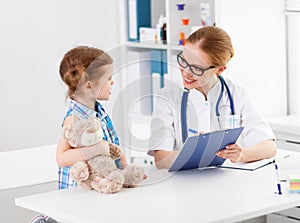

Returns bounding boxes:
[15,161,300,223]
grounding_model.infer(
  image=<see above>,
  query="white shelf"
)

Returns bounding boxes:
[125,41,182,51]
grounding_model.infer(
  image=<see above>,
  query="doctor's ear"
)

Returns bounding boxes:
[216,66,227,76]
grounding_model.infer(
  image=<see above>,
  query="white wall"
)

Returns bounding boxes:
[286,0,300,116]
[0,0,121,151]
[286,13,300,115]
[215,0,287,119]
[0,1,121,222]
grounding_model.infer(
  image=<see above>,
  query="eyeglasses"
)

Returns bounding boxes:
[177,51,215,76]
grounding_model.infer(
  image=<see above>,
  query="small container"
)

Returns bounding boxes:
[179,32,185,45]
[176,3,185,11]
[181,18,190,26]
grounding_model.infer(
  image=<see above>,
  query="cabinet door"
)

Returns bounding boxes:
[267,212,300,223]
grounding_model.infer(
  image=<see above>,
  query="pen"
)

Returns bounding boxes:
[273,160,283,195]
[188,128,198,134]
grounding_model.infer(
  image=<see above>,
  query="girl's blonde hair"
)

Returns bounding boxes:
[59,46,113,97]
[187,26,234,67]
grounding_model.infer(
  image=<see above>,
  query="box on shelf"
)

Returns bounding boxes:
[139,27,157,42]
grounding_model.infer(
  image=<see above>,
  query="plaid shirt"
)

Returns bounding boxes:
[58,99,121,190]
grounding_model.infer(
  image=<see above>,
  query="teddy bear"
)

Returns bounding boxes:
[63,116,145,194]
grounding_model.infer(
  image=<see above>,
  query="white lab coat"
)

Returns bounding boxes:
[148,77,275,156]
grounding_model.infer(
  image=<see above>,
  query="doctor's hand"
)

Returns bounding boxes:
[216,143,243,163]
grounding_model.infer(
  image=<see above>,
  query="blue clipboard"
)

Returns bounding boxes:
[169,127,244,172]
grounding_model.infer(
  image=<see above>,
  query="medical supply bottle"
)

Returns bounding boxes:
[156,15,166,44]
[161,22,167,44]
[200,3,212,26]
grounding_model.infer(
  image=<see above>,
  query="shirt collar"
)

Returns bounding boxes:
[95,101,108,119]
[69,99,104,119]
[188,77,221,101]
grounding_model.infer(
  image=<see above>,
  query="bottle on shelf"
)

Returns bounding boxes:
[161,17,167,44]
[200,3,212,27]
[161,23,167,44]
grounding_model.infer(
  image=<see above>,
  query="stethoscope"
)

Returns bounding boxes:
[181,75,235,143]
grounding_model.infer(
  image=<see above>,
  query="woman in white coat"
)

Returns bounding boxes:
[148,26,276,169]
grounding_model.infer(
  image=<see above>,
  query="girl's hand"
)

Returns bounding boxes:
[216,143,243,163]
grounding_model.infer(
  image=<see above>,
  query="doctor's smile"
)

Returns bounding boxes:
[183,77,196,85]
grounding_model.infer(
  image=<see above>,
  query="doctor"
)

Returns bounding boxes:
[148,26,276,169]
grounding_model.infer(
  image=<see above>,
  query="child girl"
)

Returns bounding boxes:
[30,46,129,223]
[56,46,128,189]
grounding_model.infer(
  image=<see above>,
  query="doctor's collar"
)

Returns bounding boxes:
[183,87,190,92]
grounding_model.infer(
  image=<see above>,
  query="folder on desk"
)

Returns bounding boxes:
[169,127,244,171]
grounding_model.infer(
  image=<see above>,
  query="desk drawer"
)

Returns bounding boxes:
[276,207,300,219]
[276,140,300,152]
[267,212,300,223]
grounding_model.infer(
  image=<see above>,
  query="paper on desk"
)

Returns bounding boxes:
[219,149,293,171]
[220,158,274,171]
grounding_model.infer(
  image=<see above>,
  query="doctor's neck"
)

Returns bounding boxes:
[195,75,219,100]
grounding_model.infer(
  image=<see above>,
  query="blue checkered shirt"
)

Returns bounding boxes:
[58,99,121,190]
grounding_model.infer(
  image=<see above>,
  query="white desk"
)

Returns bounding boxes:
[15,161,300,223]
[0,144,57,190]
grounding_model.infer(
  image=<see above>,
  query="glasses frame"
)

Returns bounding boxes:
[177,51,215,76]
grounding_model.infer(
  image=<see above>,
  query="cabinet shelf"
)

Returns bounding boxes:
[125,41,182,51]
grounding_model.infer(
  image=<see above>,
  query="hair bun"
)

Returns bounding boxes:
[63,65,85,91]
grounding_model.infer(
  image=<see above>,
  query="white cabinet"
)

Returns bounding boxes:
[116,0,287,164]
[267,207,300,223]
[269,115,300,152]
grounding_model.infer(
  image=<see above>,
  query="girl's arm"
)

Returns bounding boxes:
[56,138,84,167]
[217,139,277,163]
[154,150,180,169]
[56,116,83,167]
